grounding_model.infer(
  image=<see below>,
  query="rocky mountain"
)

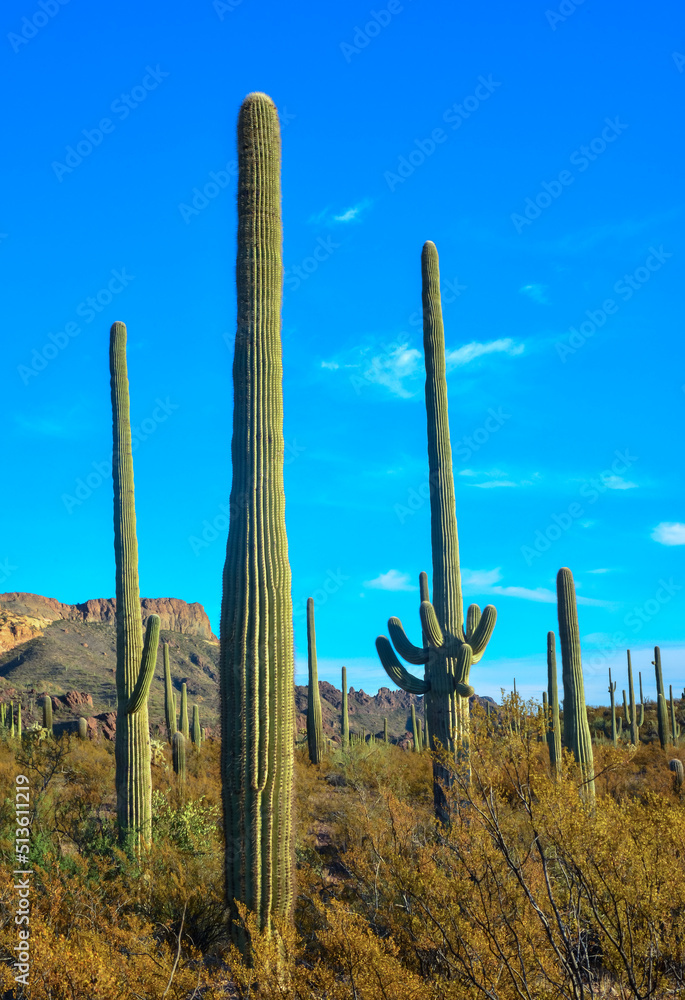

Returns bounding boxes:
[0,593,216,642]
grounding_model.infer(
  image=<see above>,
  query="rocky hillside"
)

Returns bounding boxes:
[0,593,495,743]
[0,592,216,641]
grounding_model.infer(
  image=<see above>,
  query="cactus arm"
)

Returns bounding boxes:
[376,636,431,694]
[453,643,475,698]
[388,617,429,665]
[622,689,631,725]
[547,631,562,770]
[468,605,497,661]
[419,571,430,603]
[465,604,481,642]
[419,600,444,648]
[126,615,160,715]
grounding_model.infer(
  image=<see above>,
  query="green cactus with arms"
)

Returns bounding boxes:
[556,569,594,799]
[306,598,325,764]
[219,93,295,937]
[376,243,496,820]
[110,321,161,848]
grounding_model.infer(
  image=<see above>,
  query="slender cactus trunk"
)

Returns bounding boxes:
[220,93,294,937]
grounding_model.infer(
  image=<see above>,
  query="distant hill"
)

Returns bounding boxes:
[0,592,495,742]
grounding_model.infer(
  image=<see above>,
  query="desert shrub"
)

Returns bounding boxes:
[0,714,684,998]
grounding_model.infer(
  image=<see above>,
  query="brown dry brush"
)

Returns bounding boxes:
[0,718,684,998]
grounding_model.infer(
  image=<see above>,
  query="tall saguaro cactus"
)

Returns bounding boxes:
[623,650,643,746]
[163,643,176,741]
[306,598,325,764]
[411,703,421,751]
[607,668,620,746]
[219,93,294,936]
[376,243,497,819]
[192,705,202,749]
[341,666,349,748]
[654,646,669,748]
[556,568,594,798]
[670,685,681,742]
[546,631,562,772]
[110,321,161,848]
[180,683,190,740]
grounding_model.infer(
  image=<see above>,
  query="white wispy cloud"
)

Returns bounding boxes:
[363,569,418,592]
[445,338,524,369]
[600,474,637,490]
[320,360,339,370]
[334,203,366,222]
[519,283,548,304]
[460,566,612,607]
[363,343,422,398]
[651,522,685,546]
[310,200,371,226]
[462,568,503,589]
[587,568,611,574]
[474,480,518,489]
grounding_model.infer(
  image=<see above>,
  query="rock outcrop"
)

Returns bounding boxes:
[0,593,217,641]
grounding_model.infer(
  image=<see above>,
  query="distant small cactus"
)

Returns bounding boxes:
[77,717,88,740]
[669,758,684,792]
[42,695,53,734]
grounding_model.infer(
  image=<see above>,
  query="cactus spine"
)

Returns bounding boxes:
[556,569,594,798]
[375,243,496,819]
[42,695,52,734]
[341,666,349,748]
[180,683,189,740]
[623,650,643,745]
[670,686,681,742]
[654,646,669,748]
[78,717,88,740]
[172,731,186,782]
[192,705,202,749]
[110,321,161,848]
[546,632,562,773]
[306,598,325,764]
[163,643,176,741]
[219,93,294,935]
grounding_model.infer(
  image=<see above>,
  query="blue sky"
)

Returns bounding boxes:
[1,0,683,704]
